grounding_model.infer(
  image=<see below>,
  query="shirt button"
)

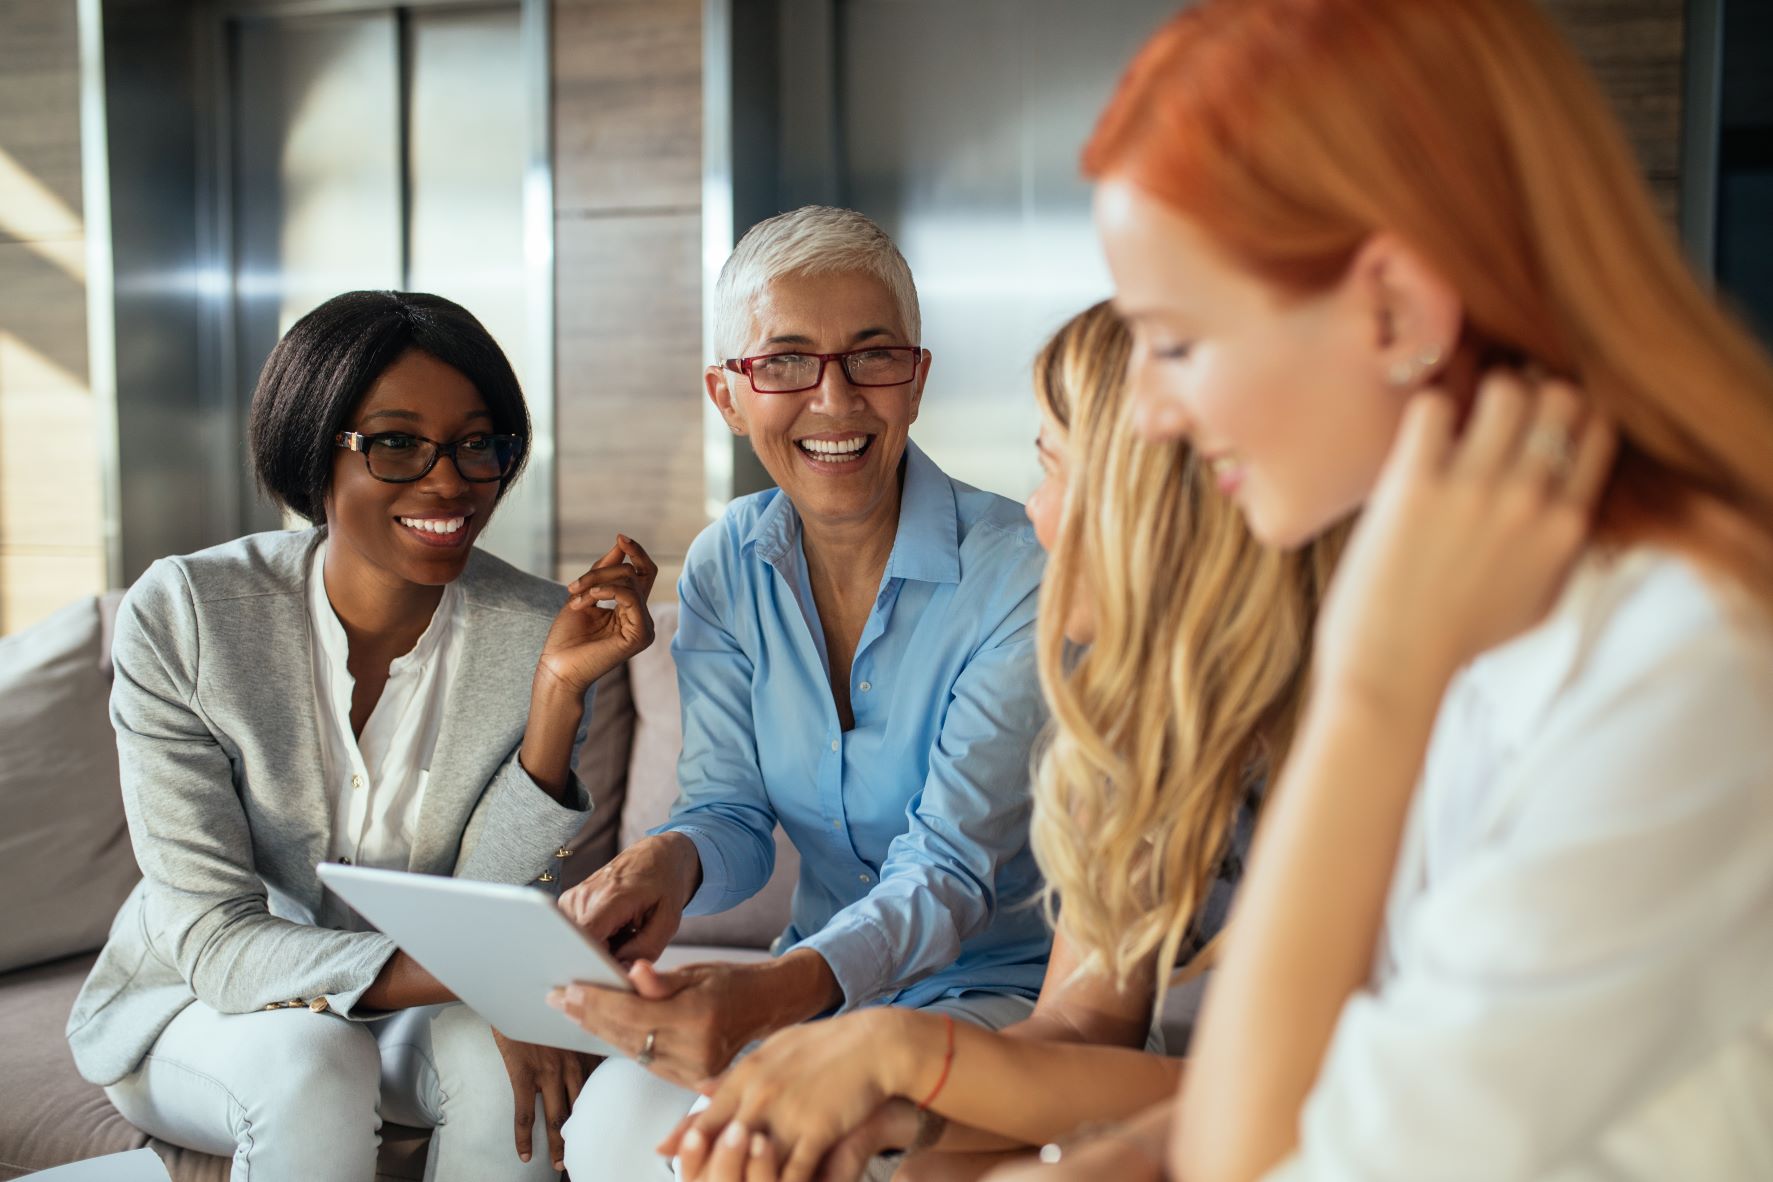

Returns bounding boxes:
[351,774,363,790]
[858,681,871,693]
[830,739,840,752]
[308,997,330,1013]
[859,873,872,883]
[831,820,842,830]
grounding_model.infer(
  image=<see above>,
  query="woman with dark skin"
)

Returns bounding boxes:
[67,291,655,1180]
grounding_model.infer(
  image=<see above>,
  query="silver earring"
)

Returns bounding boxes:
[1388,346,1443,389]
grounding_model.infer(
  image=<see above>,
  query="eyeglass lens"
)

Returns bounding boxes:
[749,348,917,392]
[364,434,516,482]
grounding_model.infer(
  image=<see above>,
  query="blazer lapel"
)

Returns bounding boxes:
[406,558,543,875]
[215,530,334,915]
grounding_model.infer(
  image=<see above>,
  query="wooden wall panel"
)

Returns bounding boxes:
[554,211,708,580]
[554,0,702,214]
[1545,0,1686,222]
[0,0,103,635]
[0,0,85,241]
[553,0,707,590]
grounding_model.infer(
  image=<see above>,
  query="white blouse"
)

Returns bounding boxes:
[1270,549,1773,1181]
[308,541,465,882]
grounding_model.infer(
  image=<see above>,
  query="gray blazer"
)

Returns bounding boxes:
[67,528,596,1086]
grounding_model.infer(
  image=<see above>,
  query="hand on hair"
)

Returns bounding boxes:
[1316,369,1615,713]
[539,534,658,695]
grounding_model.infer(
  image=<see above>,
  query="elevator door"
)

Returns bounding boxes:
[224,3,547,572]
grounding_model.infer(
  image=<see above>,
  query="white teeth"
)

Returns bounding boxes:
[400,516,466,535]
[798,436,869,457]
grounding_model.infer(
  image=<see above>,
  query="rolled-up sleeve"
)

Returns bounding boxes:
[114,563,398,1018]
[659,563,780,915]
[798,590,1045,1009]
[1265,633,1773,1181]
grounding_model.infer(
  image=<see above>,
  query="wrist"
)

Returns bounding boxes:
[1315,656,1451,736]
[530,665,590,716]
[749,949,842,1033]
[652,831,704,910]
[884,1008,945,1099]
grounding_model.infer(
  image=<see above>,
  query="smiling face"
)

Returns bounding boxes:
[1093,178,1407,548]
[707,270,929,534]
[323,348,501,590]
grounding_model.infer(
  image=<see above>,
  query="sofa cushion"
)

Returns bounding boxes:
[620,603,799,951]
[0,593,141,974]
[562,660,636,874]
[0,954,428,1182]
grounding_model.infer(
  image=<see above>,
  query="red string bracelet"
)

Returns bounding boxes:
[917,1013,956,1111]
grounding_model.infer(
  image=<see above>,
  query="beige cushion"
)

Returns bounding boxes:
[560,660,636,880]
[0,594,141,974]
[622,603,799,951]
[0,953,431,1181]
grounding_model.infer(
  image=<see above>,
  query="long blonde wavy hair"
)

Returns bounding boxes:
[1029,301,1345,996]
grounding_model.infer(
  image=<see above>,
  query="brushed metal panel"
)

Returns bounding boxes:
[407,2,548,573]
[836,0,1179,504]
[231,9,403,534]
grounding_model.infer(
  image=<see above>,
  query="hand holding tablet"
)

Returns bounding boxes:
[317,863,633,1054]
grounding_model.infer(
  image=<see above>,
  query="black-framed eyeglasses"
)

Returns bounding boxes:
[334,430,523,483]
[722,345,923,394]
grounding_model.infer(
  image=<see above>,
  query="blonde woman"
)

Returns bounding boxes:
[661,301,1342,1182]
[1017,0,1773,1179]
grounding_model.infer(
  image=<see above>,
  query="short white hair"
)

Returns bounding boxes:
[714,205,921,361]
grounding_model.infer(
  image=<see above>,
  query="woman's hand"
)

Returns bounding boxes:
[490,1028,594,1172]
[676,1100,920,1182]
[521,534,659,799]
[537,534,658,697]
[558,832,703,964]
[1317,371,1615,712]
[682,1122,784,1182]
[547,950,841,1092]
[662,1010,921,1182]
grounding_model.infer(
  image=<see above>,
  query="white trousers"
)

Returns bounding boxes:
[560,991,1037,1182]
[104,1000,559,1182]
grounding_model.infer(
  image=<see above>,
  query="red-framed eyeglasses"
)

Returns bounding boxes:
[722,345,923,393]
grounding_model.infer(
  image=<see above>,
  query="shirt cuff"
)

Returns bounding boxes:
[664,824,744,916]
[794,914,896,1012]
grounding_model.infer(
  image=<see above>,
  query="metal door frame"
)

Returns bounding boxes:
[83,0,556,581]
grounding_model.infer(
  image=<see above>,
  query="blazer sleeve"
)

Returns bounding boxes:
[455,682,598,895]
[113,561,397,1018]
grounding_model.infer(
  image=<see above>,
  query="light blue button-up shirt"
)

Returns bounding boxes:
[659,442,1053,1011]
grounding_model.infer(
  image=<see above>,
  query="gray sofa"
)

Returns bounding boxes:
[0,596,793,1180]
[0,589,1204,1180]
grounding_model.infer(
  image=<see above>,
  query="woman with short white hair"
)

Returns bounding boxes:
[554,206,1054,1178]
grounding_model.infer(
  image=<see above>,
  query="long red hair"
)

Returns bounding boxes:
[1084,0,1773,598]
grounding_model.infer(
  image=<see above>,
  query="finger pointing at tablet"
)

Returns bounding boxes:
[558,832,704,963]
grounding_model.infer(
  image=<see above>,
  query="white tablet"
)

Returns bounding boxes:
[317,862,632,1055]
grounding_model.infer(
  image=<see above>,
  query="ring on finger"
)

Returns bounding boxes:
[637,1029,658,1067]
[1524,423,1576,479]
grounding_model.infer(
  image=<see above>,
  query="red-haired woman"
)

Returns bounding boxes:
[1002,2,1773,1180]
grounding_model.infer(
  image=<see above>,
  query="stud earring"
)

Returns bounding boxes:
[1388,346,1444,389]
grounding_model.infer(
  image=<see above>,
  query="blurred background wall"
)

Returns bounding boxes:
[0,0,1761,634]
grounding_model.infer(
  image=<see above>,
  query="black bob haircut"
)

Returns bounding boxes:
[248,290,532,525]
